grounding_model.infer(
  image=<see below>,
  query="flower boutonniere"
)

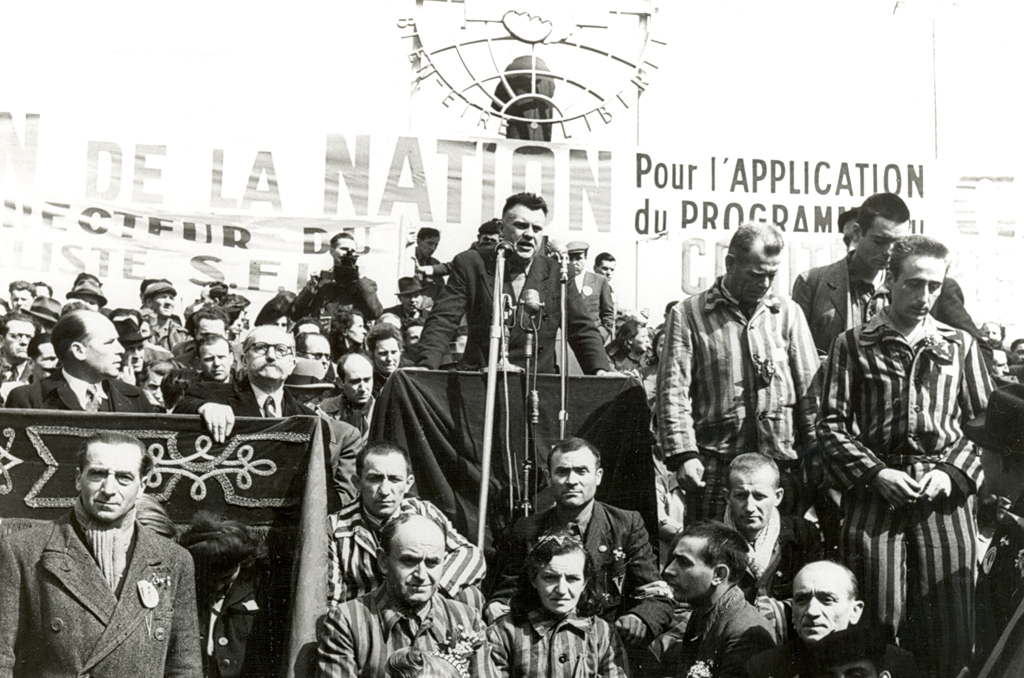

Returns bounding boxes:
[611,547,626,562]
[433,624,484,678]
[147,570,172,590]
[687,659,714,678]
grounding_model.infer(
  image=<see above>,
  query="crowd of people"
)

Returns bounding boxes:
[0,190,1021,678]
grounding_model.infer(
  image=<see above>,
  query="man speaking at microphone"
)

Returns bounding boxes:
[415,192,610,375]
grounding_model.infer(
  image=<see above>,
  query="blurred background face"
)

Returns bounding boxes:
[345,316,367,345]
[149,292,177,319]
[403,325,423,347]
[142,371,166,408]
[726,466,783,541]
[76,441,145,524]
[330,236,359,266]
[10,289,33,312]
[381,519,445,607]
[547,447,602,510]
[630,326,651,355]
[357,452,413,521]
[32,342,58,380]
[340,356,373,405]
[416,236,439,259]
[888,255,945,329]
[373,338,402,376]
[532,550,587,618]
[792,566,864,646]
[723,244,781,306]
[992,350,1010,378]
[124,343,146,373]
[501,203,546,260]
[851,217,908,273]
[663,535,716,605]
[76,315,124,379]
[2,320,35,362]
[242,326,295,386]
[298,334,332,372]
[568,252,587,277]
[195,317,228,339]
[199,340,234,383]
[595,259,616,280]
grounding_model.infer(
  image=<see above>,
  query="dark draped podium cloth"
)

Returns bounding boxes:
[369,369,658,555]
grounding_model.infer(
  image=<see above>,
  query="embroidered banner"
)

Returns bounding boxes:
[0,410,320,526]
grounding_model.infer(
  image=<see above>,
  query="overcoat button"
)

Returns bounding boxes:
[559,654,569,664]
[218,637,229,646]
[155,628,166,641]
[51,618,64,632]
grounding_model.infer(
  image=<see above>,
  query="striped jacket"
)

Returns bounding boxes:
[487,608,629,678]
[317,587,495,678]
[657,278,820,464]
[327,497,486,607]
[817,310,992,492]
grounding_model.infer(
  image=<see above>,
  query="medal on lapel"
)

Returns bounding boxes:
[138,580,160,609]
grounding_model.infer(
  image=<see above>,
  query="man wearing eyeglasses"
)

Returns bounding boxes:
[176,325,310,442]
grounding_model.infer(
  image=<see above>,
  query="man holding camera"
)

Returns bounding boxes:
[290,232,383,326]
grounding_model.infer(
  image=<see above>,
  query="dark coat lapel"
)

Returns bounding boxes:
[39,517,117,624]
[84,527,164,671]
[824,259,850,323]
[41,375,84,410]
[583,501,610,555]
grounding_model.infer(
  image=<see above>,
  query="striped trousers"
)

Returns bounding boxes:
[841,473,976,678]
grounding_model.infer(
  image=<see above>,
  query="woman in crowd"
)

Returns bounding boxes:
[180,511,269,678]
[488,534,630,678]
[606,319,651,381]
[329,307,367,358]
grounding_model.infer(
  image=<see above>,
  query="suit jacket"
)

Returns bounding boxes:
[791,257,853,357]
[0,513,202,678]
[491,501,674,638]
[793,257,983,356]
[5,374,156,413]
[415,249,610,374]
[574,271,616,341]
[175,378,310,418]
[745,638,917,678]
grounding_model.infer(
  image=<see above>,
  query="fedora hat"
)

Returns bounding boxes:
[965,383,1024,456]
[396,277,427,297]
[66,278,108,307]
[26,297,62,329]
[284,358,335,392]
[112,316,146,347]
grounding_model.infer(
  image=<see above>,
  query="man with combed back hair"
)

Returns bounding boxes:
[0,431,202,678]
[818,235,992,678]
[657,223,819,524]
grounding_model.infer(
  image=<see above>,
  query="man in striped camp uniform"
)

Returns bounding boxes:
[656,223,820,523]
[317,513,495,678]
[818,235,992,678]
[326,441,486,609]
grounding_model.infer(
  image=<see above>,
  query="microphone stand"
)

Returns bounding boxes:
[557,252,569,438]
[477,243,512,548]
[518,307,542,518]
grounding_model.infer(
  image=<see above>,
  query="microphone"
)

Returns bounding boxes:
[519,288,544,331]
[496,240,517,254]
[546,238,567,259]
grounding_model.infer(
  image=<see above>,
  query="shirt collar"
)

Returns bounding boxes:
[527,607,593,637]
[62,369,105,408]
[250,382,285,411]
[704,277,780,316]
[373,587,446,643]
[858,307,962,350]
[555,499,596,537]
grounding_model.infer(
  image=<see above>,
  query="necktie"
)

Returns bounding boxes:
[263,396,278,418]
[84,386,101,413]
